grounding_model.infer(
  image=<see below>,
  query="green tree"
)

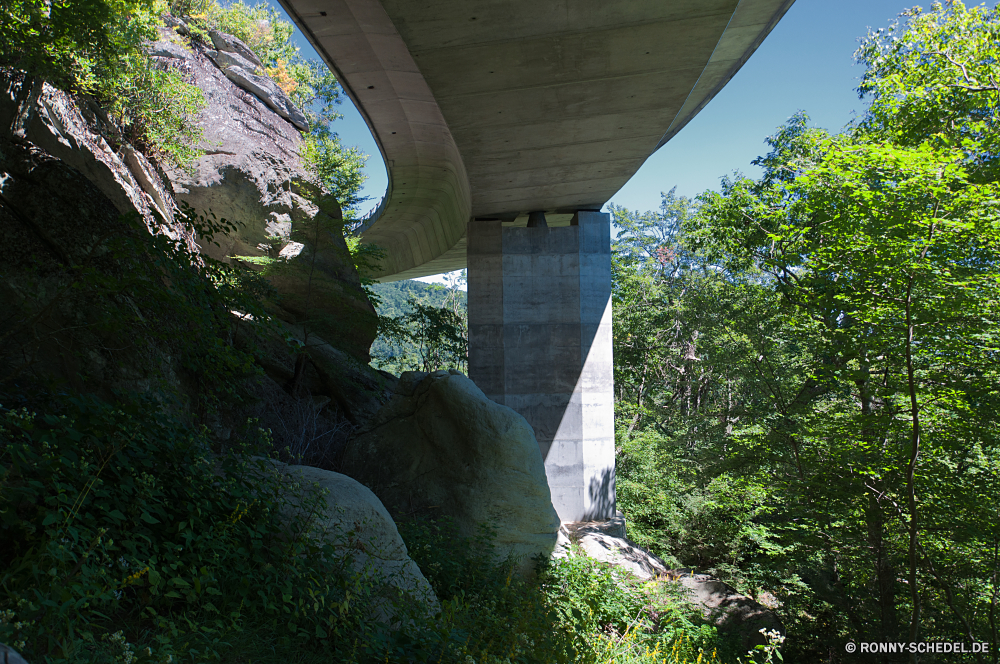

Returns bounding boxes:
[302,134,368,220]
[378,296,467,374]
[1,0,152,132]
[1,0,206,166]
[613,5,1000,659]
[696,111,1000,648]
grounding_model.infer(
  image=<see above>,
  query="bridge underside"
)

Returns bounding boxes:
[279,0,794,280]
[278,0,794,520]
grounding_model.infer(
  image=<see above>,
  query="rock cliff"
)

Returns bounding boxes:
[0,75,192,247]
[0,133,173,393]
[0,20,386,440]
[151,25,312,262]
[153,22,376,361]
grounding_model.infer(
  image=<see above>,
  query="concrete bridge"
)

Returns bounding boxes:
[277,0,794,521]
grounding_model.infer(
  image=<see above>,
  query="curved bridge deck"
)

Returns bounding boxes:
[278,0,793,280]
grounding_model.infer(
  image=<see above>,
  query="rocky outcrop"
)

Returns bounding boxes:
[554,516,671,580]
[555,517,783,650]
[238,318,393,431]
[0,135,175,393]
[257,192,379,362]
[153,24,311,263]
[341,371,561,575]
[0,76,192,246]
[670,570,783,650]
[0,136,410,626]
[277,462,439,622]
[150,24,377,361]
[4,19,377,362]
[209,30,265,70]
[206,29,308,131]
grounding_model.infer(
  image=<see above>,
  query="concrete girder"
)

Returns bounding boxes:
[276,0,795,281]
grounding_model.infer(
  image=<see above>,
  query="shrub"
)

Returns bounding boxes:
[399,517,579,663]
[1,0,205,166]
[397,517,749,664]
[540,553,725,664]
[616,427,777,578]
[98,48,205,167]
[0,393,418,663]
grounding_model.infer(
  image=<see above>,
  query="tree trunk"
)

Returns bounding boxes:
[9,76,42,140]
[904,275,922,661]
[866,483,898,653]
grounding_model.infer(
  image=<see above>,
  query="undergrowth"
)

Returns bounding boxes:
[0,393,416,663]
[398,518,783,664]
[0,395,782,664]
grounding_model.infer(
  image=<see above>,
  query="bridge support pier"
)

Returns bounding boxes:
[467,212,615,522]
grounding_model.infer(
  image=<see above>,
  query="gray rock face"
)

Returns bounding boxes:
[210,29,265,69]
[277,462,439,622]
[204,30,307,131]
[207,48,258,72]
[0,135,182,393]
[341,371,561,575]
[245,319,392,427]
[161,31,312,261]
[147,40,191,60]
[0,77,192,246]
[153,26,376,361]
[214,61,309,132]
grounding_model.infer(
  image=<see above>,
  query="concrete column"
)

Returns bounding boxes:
[468,211,615,522]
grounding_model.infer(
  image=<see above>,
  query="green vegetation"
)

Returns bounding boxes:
[369,277,468,374]
[0,388,751,664]
[5,0,1000,662]
[1,0,205,166]
[613,3,1000,660]
[0,394,387,663]
[370,279,466,319]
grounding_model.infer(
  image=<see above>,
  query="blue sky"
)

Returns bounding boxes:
[266,0,987,279]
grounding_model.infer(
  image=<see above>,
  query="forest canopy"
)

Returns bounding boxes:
[611,2,1000,660]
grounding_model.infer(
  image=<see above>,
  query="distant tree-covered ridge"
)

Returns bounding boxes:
[369,277,468,374]
[369,278,465,319]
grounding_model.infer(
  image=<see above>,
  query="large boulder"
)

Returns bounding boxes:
[278,462,439,622]
[671,570,784,651]
[554,516,670,580]
[341,371,561,574]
